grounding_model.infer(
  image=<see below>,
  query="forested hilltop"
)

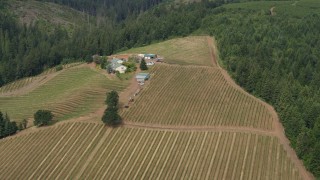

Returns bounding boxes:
[0,0,209,85]
[1,0,320,177]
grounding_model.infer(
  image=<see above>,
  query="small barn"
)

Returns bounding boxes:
[111,58,124,64]
[135,73,150,83]
[144,54,157,60]
[114,64,127,73]
[108,58,127,73]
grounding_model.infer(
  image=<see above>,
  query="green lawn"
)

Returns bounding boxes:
[123,36,213,67]
[0,66,128,122]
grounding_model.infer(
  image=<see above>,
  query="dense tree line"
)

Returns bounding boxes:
[201,7,320,177]
[0,1,210,86]
[0,111,18,139]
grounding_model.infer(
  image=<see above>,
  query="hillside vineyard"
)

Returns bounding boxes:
[0,122,300,180]
[122,65,274,130]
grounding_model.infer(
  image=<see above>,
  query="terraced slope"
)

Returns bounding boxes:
[0,63,83,96]
[0,65,127,122]
[0,122,301,180]
[124,36,212,66]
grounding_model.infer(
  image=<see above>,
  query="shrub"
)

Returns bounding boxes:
[56,65,63,71]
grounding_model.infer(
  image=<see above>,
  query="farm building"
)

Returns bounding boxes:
[109,58,127,73]
[113,64,127,73]
[111,58,124,64]
[135,73,150,82]
[144,54,157,59]
[137,54,157,60]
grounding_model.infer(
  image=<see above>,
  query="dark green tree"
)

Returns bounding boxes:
[140,59,148,70]
[310,142,320,177]
[296,128,315,159]
[33,110,54,127]
[105,90,119,108]
[0,111,18,138]
[102,91,121,126]
[102,107,122,126]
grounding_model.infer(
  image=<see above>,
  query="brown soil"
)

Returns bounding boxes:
[119,66,141,106]
[123,121,275,136]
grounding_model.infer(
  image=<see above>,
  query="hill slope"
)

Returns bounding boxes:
[9,0,90,33]
[0,64,128,124]
[124,36,212,66]
[0,35,312,179]
[122,64,274,130]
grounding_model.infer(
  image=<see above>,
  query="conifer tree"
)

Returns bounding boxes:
[140,59,148,70]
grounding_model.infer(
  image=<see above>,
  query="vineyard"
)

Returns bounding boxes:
[124,36,213,67]
[122,65,274,130]
[0,65,128,122]
[0,122,301,180]
[0,62,83,96]
[0,35,309,179]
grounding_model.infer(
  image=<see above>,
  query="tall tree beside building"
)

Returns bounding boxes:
[140,59,148,71]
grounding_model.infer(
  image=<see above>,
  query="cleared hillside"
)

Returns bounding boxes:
[124,36,213,66]
[0,65,128,122]
[9,0,91,33]
[0,122,301,180]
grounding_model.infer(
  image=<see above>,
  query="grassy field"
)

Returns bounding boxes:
[122,65,274,130]
[123,36,213,67]
[0,122,301,180]
[0,63,83,95]
[0,65,128,122]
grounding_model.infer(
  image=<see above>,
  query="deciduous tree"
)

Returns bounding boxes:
[33,110,53,127]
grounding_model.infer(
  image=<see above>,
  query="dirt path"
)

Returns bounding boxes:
[207,37,314,180]
[270,7,276,16]
[123,121,275,136]
[119,66,141,106]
